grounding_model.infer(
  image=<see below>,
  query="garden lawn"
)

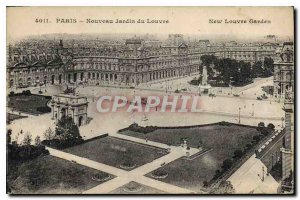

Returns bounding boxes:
[62,136,167,170]
[8,94,51,115]
[121,124,260,191]
[7,155,114,194]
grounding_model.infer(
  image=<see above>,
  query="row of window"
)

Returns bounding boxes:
[11,67,61,75]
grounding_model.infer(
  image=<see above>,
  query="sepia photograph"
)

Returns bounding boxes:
[5,6,295,195]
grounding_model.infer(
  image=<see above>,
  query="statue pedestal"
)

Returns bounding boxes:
[198,84,212,94]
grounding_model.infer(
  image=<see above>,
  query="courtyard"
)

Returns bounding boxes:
[62,136,168,170]
[120,123,261,191]
[7,155,114,194]
[7,76,284,146]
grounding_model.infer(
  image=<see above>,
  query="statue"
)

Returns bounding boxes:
[198,65,212,94]
[202,65,208,86]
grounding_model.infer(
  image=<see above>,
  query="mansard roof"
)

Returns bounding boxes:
[178,43,188,48]
[47,57,63,66]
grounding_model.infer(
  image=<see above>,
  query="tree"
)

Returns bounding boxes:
[222,159,233,171]
[200,55,217,67]
[203,180,209,187]
[213,169,223,180]
[267,123,275,130]
[55,116,81,140]
[260,127,271,136]
[246,143,252,150]
[200,55,217,79]
[43,127,54,140]
[198,139,203,147]
[35,136,41,146]
[210,181,235,194]
[252,61,264,77]
[263,57,274,77]
[22,132,32,146]
[233,149,244,159]
[253,135,261,143]
[7,129,12,144]
[239,61,251,83]
[258,122,265,127]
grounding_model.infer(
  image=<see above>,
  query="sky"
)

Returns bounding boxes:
[7,6,294,42]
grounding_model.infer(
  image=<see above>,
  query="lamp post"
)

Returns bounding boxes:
[165,80,168,93]
[92,89,95,102]
[252,103,254,117]
[281,117,284,128]
[238,107,241,124]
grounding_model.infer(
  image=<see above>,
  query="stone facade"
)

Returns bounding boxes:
[6,38,284,88]
[50,94,88,127]
[211,42,279,65]
[281,87,294,183]
[273,42,294,99]
[7,39,204,87]
[256,130,285,173]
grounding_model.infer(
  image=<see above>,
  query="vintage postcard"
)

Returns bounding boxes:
[6,6,295,194]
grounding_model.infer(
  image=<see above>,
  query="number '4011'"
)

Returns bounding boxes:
[35,18,49,23]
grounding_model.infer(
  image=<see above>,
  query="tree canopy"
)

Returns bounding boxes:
[55,116,81,140]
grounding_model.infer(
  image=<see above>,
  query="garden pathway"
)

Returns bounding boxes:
[47,136,199,194]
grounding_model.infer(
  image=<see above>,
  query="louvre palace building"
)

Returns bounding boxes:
[7,34,280,88]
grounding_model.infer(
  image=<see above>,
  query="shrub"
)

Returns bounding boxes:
[219,121,232,126]
[35,136,41,146]
[41,138,84,149]
[127,123,158,134]
[7,144,49,161]
[189,79,201,86]
[22,132,32,146]
[210,181,235,194]
[43,127,55,140]
[64,87,74,94]
[22,90,31,95]
[152,169,168,177]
